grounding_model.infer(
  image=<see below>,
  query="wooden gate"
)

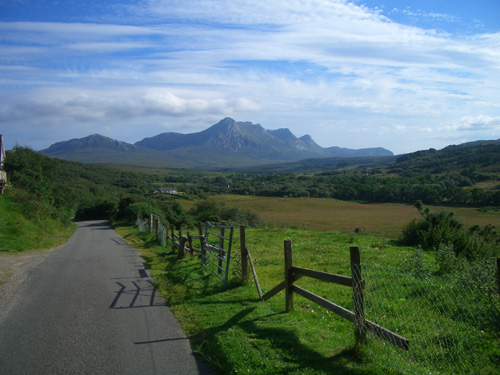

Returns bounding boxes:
[201,222,234,289]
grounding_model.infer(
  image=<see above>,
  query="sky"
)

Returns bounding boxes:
[1,0,499,155]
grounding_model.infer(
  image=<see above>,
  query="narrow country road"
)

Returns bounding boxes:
[0,221,212,375]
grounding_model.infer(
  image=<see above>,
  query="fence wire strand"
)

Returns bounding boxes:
[361,262,500,374]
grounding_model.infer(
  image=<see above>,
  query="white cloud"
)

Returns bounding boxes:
[0,87,260,124]
[448,115,500,131]
[1,0,499,153]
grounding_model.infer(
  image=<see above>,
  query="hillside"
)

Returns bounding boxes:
[41,118,393,169]
[227,138,500,174]
[391,140,500,175]
[0,193,75,252]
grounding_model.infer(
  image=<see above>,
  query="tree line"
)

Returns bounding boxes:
[178,169,500,207]
[3,146,499,233]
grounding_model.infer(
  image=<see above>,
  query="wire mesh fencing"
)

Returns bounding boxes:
[360,260,500,374]
[136,215,149,233]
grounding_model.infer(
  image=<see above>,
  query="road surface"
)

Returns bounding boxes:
[0,220,212,374]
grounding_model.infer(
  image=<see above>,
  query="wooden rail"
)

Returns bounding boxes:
[262,241,409,351]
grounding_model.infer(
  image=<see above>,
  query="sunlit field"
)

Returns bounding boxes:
[179,195,500,237]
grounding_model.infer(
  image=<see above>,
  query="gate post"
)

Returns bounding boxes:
[170,225,175,250]
[350,246,365,340]
[284,240,293,311]
[240,226,248,282]
[218,224,225,275]
[497,258,500,298]
[178,236,187,259]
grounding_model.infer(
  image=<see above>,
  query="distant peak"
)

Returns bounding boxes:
[217,117,236,125]
[268,128,297,141]
[299,134,313,141]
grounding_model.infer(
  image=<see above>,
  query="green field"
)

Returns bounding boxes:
[117,196,500,375]
[180,195,500,237]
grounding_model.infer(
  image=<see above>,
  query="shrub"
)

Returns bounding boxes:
[401,246,432,277]
[401,202,499,260]
[189,199,265,227]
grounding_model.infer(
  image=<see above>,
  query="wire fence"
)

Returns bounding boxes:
[136,215,149,233]
[134,215,499,373]
[361,260,500,374]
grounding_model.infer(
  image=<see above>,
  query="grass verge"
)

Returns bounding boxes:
[116,223,442,374]
[0,193,75,252]
[116,221,500,374]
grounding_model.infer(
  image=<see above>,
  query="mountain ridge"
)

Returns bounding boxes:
[41,117,393,168]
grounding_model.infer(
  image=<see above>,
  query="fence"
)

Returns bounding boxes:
[201,222,234,290]
[361,260,500,374]
[259,240,500,374]
[262,242,409,350]
[136,216,500,374]
[137,214,234,288]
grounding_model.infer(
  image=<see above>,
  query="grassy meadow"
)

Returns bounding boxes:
[179,195,500,237]
[117,195,500,375]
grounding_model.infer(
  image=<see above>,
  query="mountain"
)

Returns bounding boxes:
[43,134,138,155]
[40,134,201,168]
[41,118,393,169]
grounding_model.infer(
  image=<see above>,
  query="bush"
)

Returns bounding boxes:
[189,199,265,227]
[401,202,499,260]
[401,246,432,277]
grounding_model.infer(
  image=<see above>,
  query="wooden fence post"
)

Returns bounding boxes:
[198,222,203,250]
[187,233,194,256]
[155,218,160,240]
[240,226,248,282]
[350,246,365,340]
[218,223,225,275]
[247,246,263,300]
[497,258,500,298]
[178,236,187,259]
[285,240,293,311]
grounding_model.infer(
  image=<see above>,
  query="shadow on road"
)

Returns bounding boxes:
[109,280,165,309]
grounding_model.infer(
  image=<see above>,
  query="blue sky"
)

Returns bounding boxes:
[1,0,499,155]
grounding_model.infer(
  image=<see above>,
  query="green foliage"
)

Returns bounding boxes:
[189,199,265,227]
[401,203,500,260]
[124,201,160,220]
[3,146,58,199]
[74,200,118,221]
[0,191,75,251]
[401,246,432,277]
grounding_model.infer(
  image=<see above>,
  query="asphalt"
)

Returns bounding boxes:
[0,220,212,375]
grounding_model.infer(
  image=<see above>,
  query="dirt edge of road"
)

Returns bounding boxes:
[0,245,66,314]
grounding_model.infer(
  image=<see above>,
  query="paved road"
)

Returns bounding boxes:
[0,221,211,375]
